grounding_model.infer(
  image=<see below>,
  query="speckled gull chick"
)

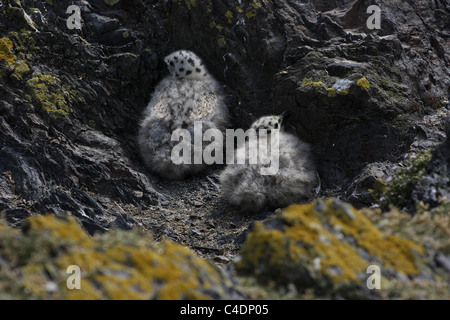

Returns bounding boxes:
[219,112,319,213]
[138,50,229,180]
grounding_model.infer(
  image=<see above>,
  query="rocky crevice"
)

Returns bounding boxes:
[0,0,449,299]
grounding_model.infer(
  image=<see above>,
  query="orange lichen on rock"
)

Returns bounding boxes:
[0,37,17,67]
[0,214,242,300]
[236,198,426,297]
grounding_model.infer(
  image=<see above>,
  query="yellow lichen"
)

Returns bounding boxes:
[357,77,370,90]
[0,37,30,80]
[0,214,237,300]
[104,0,119,5]
[327,88,337,97]
[10,60,30,81]
[9,29,39,52]
[312,81,327,89]
[25,73,81,118]
[217,37,226,48]
[184,0,197,9]
[245,0,263,18]
[250,0,263,9]
[240,223,288,267]
[28,214,92,247]
[1,32,37,81]
[302,78,330,92]
[6,6,38,31]
[0,37,17,69]
[301,78,313,87]
[246,11,257,19]
[20,264,51,299]
[237,198,426,293]
[317,201,424,275]
[280,201,368,283]
[225,10,233,24]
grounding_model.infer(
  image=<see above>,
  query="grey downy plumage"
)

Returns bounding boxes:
[138,50,229,180]
[220,112,319,213]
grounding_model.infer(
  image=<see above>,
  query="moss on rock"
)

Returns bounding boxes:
[0,214,242,299]
[217,37,227,48]
[0,36,31,80]
[370,150,433,210]
[245,0,263,18]
[10,59,30,80]
[301,75,368,97]
[5,3,38,31]
[0,37,17,68]
[356,77,370,90]
[25,73,83,118]
[363,207,450,299]
[235,198,427,298]
[104,0,120,6]
[327,88,337,97]
[8,29,39,53]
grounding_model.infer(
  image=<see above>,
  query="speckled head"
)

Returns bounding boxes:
[164,50,209,80]
[250,111,289,131]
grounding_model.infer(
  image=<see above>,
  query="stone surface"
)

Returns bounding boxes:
[1,0,448,223]
[236,198,449,299]
[0,0,449,299]
[0,213,244,299]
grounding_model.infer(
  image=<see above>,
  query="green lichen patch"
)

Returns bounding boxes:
[301,77,313,87]
[217,37,227,48]
[6,5,39,31]
[245,0,263,18]
[363,207,450,298]
[312,81,327,89]
[0,214,243,300]
[327,88,337,97]
[0,36,31,80]
[301,75,371,98]
[370,151,432,210]
[10,59,30,80]
[8,29,40,53]
[104,0,120,6]
[25,72,82,118]
[364,207,450,256]
[225,10,233,24]
[236,198,426,298]
[365,70,408,103]
[357,77,370,90]
[301,77,342,96]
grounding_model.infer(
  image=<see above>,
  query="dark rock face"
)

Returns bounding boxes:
[236,198,432,299]
[0,0,449,233]
[410,117,450,211]
[157,0,449,194]
[0,0,165,232]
